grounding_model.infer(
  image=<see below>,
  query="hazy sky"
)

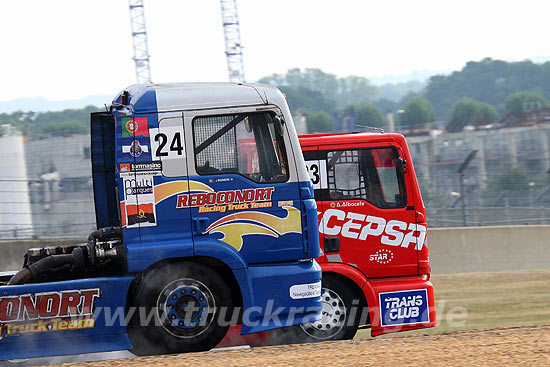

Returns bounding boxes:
[1,0,549,101]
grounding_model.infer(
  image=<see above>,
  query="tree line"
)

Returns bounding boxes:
[0,106,98,138]
[260,59,550,133]
[2,58,550,137]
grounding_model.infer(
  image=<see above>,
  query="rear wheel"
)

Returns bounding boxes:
[128,261,232,356]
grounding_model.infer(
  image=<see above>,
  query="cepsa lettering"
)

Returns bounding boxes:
[0,289,100,322]
[319,209,427,250]
[177,187,275,209]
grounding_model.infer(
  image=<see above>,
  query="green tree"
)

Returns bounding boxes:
[279,86,337,116]
[447,98,498,132]
[40,120,88,136]
[0,105,98,138]
[424,58,550,120]
[304,110,332,133]
[400,97,435,129]
[504,91,548,116]
[449,97,478,132]
[260,68,376,108]
[477,102,499,124]
[344,102,384,128]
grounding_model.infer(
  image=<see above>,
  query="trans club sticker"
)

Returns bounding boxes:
[379,289,429,327]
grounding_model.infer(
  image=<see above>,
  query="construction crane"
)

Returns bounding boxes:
[128,0,152,83]
[220,0,245,83]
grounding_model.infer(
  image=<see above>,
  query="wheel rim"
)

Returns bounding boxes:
[157,278,216,338]
[300,287,346,340]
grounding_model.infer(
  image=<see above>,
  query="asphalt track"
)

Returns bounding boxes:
[49,325,550,367]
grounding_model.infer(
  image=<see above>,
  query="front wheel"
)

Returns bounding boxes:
[128,262,232,356]
[263,275,362,345]
[298,275,361,341]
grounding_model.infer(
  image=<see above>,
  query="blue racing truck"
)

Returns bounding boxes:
[0,83,321,360]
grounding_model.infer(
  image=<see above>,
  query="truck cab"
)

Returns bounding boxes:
[0,83,322,360]
[296,132,436,340]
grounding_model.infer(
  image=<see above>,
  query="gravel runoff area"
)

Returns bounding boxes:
[55,325,550,367]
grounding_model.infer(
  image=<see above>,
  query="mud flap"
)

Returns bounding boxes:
[362,277,436,336]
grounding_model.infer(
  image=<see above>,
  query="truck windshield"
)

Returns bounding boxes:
[326,147,406,208]
[193,112,288,183]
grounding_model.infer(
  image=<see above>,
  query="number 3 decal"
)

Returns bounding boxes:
[150,126,186,161]
[305,160,328,189]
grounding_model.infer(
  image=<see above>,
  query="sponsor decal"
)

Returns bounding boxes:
[126,203,156,226]
[120,161,162,176]
[278,200,294,207]
[319,209,427,251]
[329,201,365,208]
[121,174,157,228]
[370,249,394,264]
[122,116,149,138]
[203,206,302,251]
[289,281,322,300]
[153,180,277,215]
[176,187,275,209]
[125,177,153,196]
[122,140,149,158]
[0,289,100,338]
[379,289,429,327]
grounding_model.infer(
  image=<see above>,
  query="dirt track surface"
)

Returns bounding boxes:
[57,325,550,367]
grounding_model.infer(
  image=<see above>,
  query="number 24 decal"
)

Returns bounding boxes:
[150,126,186,160]
[154,132,184,157]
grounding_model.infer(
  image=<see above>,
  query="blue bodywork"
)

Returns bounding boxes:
[0,84,321,360]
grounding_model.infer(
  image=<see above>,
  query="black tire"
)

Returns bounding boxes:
[263,275,362,345]
[128,261,232,356]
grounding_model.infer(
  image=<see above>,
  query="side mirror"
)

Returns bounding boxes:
[396,157,407,175]
[244,117,252,133]
[273,116,285,136]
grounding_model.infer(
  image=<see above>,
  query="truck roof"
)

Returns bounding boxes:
[114,82,286,114]
[298,132,408,147]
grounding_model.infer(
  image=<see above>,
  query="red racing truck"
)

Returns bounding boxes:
[294,131,436,341]
[219,131,436,346]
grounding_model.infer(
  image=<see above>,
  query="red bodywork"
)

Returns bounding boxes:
[217,132,435,346]
[300,132,435,336]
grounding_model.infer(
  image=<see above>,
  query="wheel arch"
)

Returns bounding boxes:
[128,255,244,310]
[320,263,370,325]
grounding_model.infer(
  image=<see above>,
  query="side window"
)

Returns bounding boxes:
[327,147,406,208]
[193,112,288,183]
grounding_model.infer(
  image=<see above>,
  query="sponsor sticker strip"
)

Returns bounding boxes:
[0,289,100,338]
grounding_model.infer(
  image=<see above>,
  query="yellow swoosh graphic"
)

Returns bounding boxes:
[154,180,214,204]
[205,206,301,235]
[205,206,302,251]
[209,223,279,251]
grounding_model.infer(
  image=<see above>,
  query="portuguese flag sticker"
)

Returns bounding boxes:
[122,117,149,138]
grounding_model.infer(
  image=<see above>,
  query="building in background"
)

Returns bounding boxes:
[24,134,95,238]
[0,125,33,238]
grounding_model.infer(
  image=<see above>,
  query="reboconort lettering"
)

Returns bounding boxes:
[177,187,275,209]
[0,289,100,322]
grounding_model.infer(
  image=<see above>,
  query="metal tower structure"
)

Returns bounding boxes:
[128,0,152,84]
[220,0,245,83]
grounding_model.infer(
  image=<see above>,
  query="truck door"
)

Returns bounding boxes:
[134,113,193,246]
[185,110,304,264]
[317,145,420,277]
